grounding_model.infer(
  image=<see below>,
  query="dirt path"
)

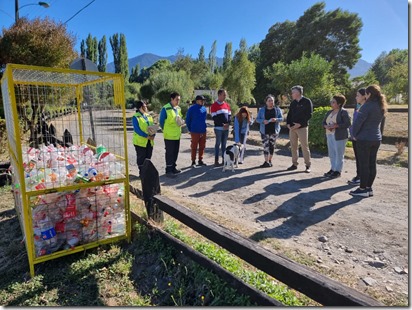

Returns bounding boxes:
[127,118,408,306]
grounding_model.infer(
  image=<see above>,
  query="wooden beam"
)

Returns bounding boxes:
[130,211,283,306]
[154,195,384,306]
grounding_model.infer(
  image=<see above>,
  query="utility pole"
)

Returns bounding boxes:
[15,0,19,21]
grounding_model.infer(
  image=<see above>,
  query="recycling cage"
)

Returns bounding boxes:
[1,64,131,277]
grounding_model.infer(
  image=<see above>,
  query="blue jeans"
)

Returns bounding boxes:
[326,134,347,172]
[214,129,229,160]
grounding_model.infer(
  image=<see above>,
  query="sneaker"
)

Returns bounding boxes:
[287,165,297,171]
[347,176,360,185]
[329,171,341,178]
[305,166,311,173]
[165,171,176,178]
[349,187,370,197]
[366,187,374,197]
[238,161,243,164]
[268,161,273,167]
[198,160,207,166]
[191,161,196,167]
[260,161,270,168]
[324,170,334,177]
[214,160,220,167]
[172,168,181,174]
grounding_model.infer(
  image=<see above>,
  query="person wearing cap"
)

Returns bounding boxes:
[132,100,156,178]
[186,95,208,167]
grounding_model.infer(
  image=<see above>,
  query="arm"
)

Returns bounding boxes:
[351,106,368,138]
[276,107,283,122]
[159,108,167,130]
[301,98,313,127]
[234,117,240,143]
[185,107,192,132]
[132,116,148,138]
[336,110,351,129]
[255,108,264,124]
[227,103,232,124]
[211,103,218,121]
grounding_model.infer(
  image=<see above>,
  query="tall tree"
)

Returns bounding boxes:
[198,45,206,63]
[80,39,86,58]
[239,38,247,53]
[86,33,97,63]
[119,33,129,79]
[208,40,217,73]
[109,33,121,74]
[129,64,140,83]
[223,42,232,71]
[223,47,256,104]
[248,44,260,65]
[97,35,107,72]
[92,37,98,64]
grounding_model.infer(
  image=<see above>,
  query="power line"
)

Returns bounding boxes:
[64,0,96,25]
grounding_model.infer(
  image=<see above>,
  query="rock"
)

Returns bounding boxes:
[403,268,408,274]
[373,249,384,254]
[386,286,393,292]
[318,235,328,243]
[319,264,330,269]
[345,248,354,253]
[327,251,332,255]
[334,259,341,264]
[317,258,323,263]
[253,211,259,214]
[394,267,405,274]
[367,260,386,268]
[362,277,377,286]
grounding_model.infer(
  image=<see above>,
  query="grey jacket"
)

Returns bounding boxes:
[352,100,384,141]
[322,108,351,141]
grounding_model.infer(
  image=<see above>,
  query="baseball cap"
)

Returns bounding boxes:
[195,95,206,101]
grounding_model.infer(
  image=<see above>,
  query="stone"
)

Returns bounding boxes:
[317,258,323,263]
[362,277,377,286]
[327,251,332,255]
[253,211,259,214]
[368,260,386,268]
[373,249,384,254]
[403,268,408,274]
[318,235,328,243]
[345,248,354,253]
[394,267,404,274]
[386,286,393,292]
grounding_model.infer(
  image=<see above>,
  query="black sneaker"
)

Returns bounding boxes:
[191,161,196,167]
[260,161,270,168]
[329,171,341,178]
[165,171,176,178]
[305,166,311,173]
[324,170,334,177]
[366,187,374,197]
[349,187,369,197]
[172,168,181,174]
[198,160,207,166]
[268,161,273,167]
[287,165,297,171]
[347,176,360,185]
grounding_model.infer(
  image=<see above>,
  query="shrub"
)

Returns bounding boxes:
[308,106,330,151]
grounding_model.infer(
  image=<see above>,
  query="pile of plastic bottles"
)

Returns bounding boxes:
[31,183,126,257]
[21,144,125,191]
[15,143,127,257]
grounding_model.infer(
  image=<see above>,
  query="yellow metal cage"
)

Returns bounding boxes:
[1,64,131,277]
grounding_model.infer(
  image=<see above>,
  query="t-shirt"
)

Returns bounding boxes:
[264,108,277,135]
[325,112,338,135]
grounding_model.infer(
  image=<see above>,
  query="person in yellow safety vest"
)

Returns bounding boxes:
[159,92,183,177]
[132,100,155,178]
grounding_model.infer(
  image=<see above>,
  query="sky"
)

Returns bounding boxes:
[0,0,409,64]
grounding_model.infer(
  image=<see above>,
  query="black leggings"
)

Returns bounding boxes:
[356,140,381,188]
[261,133,278,156]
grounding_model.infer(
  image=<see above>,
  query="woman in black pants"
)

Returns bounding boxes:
[350,85,388,197]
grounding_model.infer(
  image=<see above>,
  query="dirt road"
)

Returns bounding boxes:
[127,117,408,306]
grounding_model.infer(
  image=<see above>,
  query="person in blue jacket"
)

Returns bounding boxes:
[256,95,283,167]
[185,95,208,167]
[233,106,254,164]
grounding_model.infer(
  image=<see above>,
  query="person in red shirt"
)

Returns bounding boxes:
[211,89,231,166]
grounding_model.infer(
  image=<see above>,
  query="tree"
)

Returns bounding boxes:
[110,33,129,79]
[223,46,256,104]
[138,59,172,84]
[223,42,233,71]
[264,53,338,106]
[86,33,97,63]
[239,38,247,53]
[248,44,260,65]
[208,40,217,73]
[97,35,107,72]
[198,45,206,63]
[0,17,76,70]
[129,64,140,83]
[93,37,98,64]
[256,2,362,102]
[80,40,86,58]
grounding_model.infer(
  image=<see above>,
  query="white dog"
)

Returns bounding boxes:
[223,143,243,172]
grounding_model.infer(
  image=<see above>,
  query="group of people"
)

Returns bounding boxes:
[132,84,387,198]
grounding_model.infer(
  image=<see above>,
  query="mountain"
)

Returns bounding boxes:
[107,53,223,73]
[348,59,372,78]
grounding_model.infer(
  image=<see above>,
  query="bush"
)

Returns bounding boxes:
[308,106,330,151]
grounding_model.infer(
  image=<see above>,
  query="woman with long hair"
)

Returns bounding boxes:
[233,106,254,164]
[322,94,351,178]
[350,85,388,197]
[347,88,367,185]
[256,95,283,167]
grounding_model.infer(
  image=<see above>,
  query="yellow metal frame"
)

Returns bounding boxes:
[1,64,131,277]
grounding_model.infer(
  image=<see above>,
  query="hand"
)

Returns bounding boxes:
[271,118,276,123]
[148,135,155,140]
[291,123,301,130]
[223,123,229,130]
[263,120,269,125]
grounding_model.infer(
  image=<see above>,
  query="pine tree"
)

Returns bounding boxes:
[86,33,95,62]
[129,64,140,83]
[98,35,107,72]
[223,42,232,71]
[198,45,205,63]
[92,36,98,64]
[208,40,217,73]
[109,33,121,74]
[119,33,129,79]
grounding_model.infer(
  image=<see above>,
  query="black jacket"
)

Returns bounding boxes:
[286,96,313,128]
[322,108,351,141]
